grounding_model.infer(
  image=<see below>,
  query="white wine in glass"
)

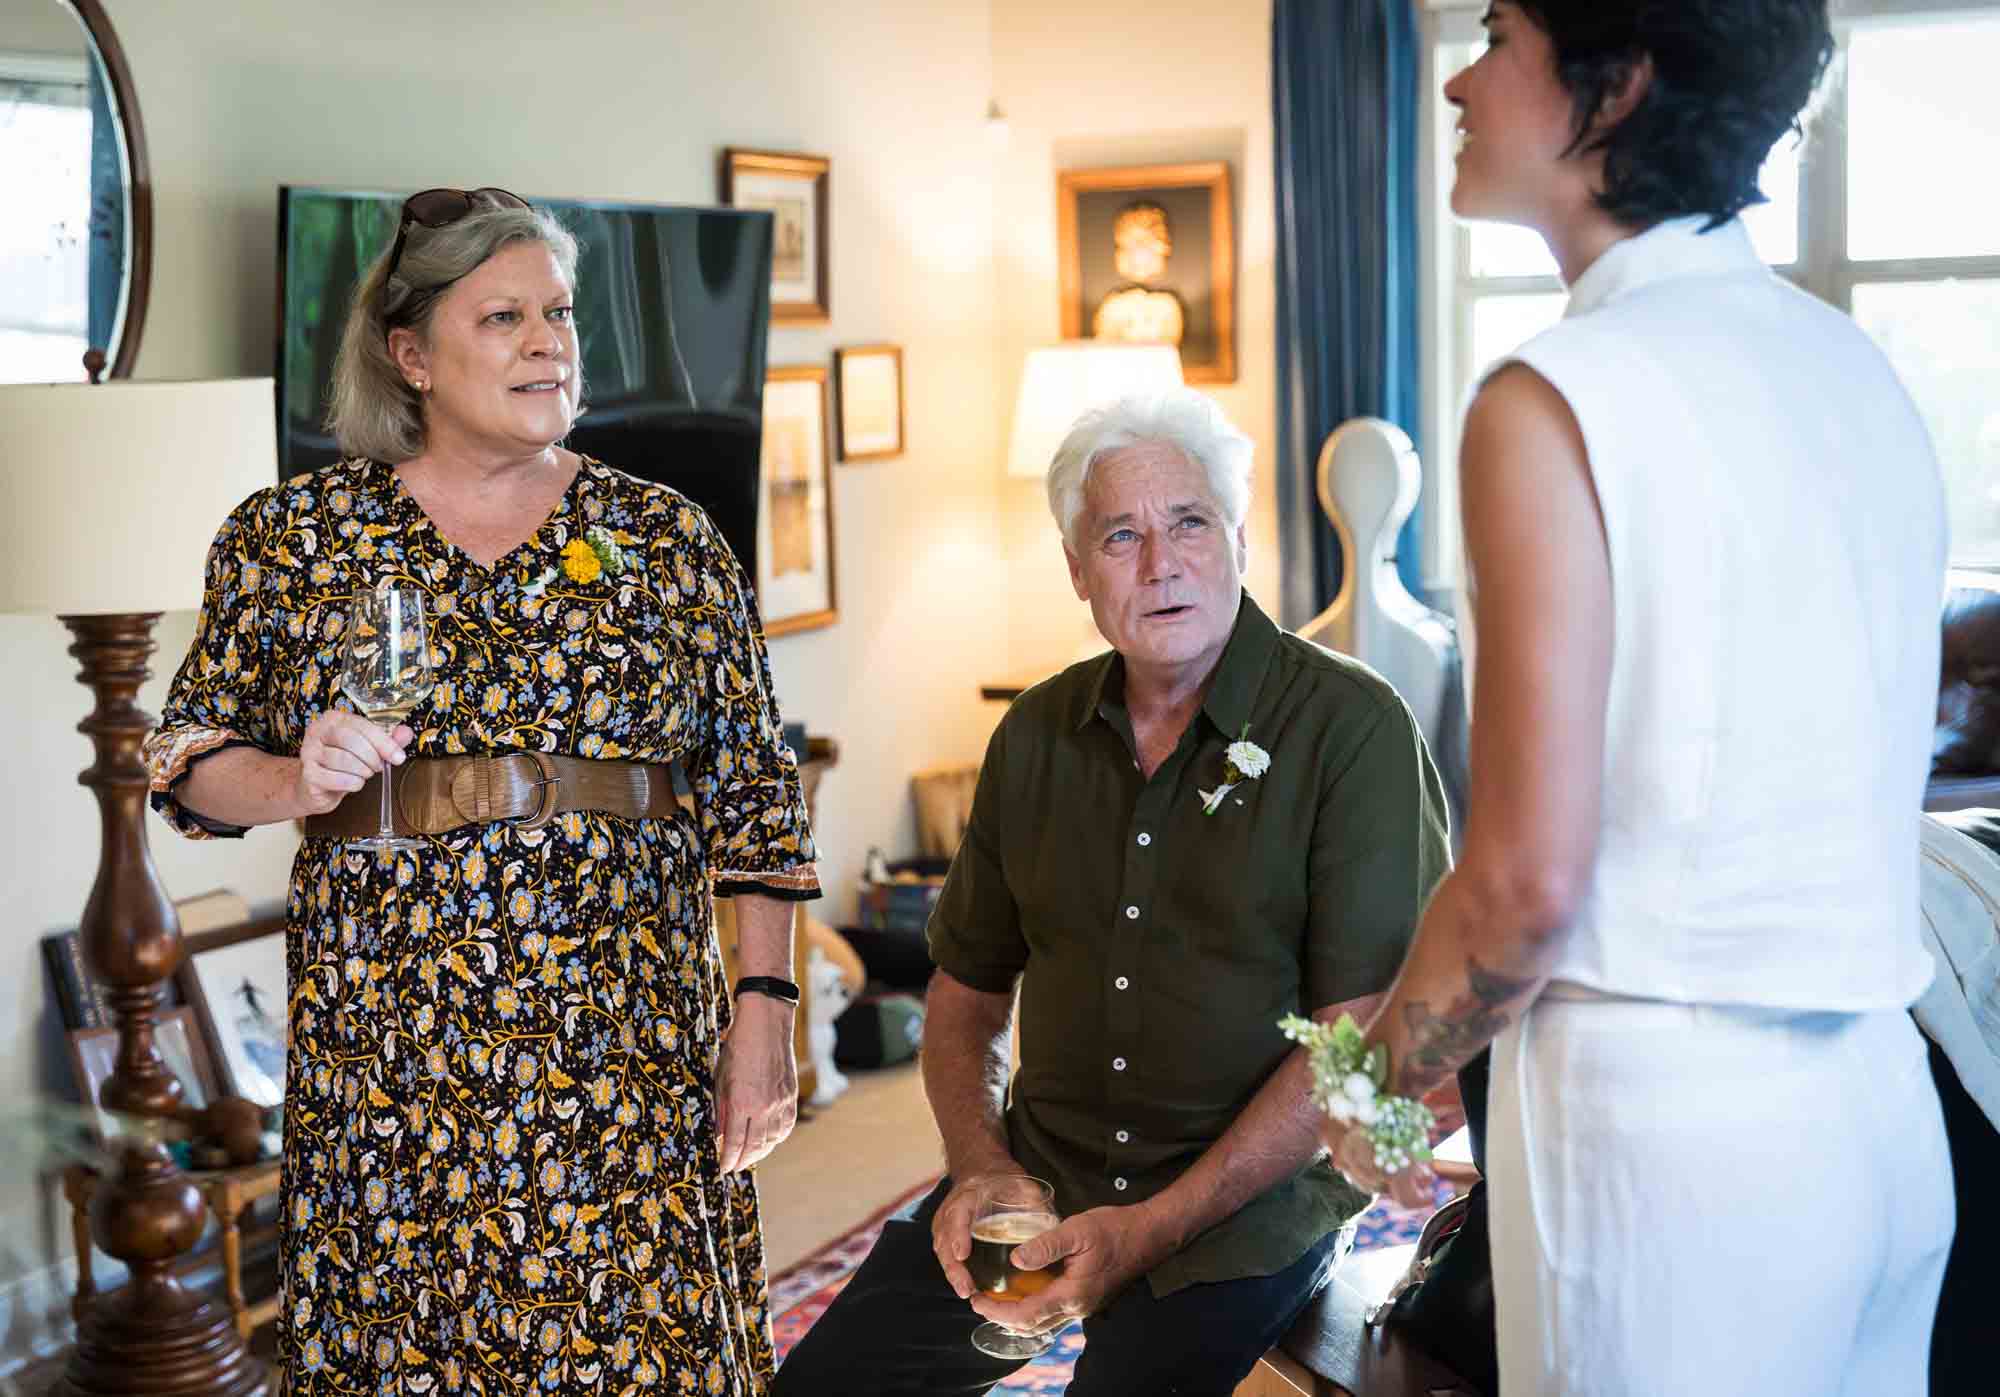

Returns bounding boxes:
[339,586,436,851]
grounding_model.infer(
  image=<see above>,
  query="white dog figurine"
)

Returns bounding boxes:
[806,945,854,1107]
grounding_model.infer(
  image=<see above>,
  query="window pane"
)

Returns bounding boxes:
[1851,280,2000,564]
[1848,16,2000,260]
[1470,292,1568,381]
[0,93,92,352]
[1468,222,1559,280]
[1740,136,1799,267]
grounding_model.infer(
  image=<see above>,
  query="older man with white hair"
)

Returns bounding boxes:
[773,389,1450,1395]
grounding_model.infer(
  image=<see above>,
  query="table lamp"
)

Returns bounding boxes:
[1004,342,1184,480]
[1,378,277,1397]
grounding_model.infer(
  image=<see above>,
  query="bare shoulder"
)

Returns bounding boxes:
[1464,362,1584,462]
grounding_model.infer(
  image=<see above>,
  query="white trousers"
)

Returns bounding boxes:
[1488,987,1953,1397]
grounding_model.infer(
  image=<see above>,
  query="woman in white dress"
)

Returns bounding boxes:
[1310,4,1953,1393]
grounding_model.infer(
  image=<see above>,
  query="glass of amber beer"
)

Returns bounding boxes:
[967,1173,1064,1359]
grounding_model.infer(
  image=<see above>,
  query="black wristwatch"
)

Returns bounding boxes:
[734,975,801,1006]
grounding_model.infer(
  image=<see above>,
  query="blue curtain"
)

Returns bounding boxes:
[1273,0,1422,627]
[86,56,124,363]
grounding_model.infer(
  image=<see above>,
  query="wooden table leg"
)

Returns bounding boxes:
[205,1179,253,1339]
[62,1166,97,1323]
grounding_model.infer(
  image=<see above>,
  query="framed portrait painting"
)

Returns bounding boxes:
[758,365,837,636]
[177,916,289,1110]
[1056,161,1236,384]
[834,344,904,462]
[722,148,831,323]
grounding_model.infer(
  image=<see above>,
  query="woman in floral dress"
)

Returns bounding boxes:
[144,191,818,1395]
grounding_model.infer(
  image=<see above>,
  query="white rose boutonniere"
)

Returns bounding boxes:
[1199,725,1271,815]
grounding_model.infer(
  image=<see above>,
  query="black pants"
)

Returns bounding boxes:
[771,1180,1347,1396]
[1928,1035,1998,1396]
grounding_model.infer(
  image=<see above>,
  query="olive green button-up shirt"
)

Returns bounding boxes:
[928,595,1450,1296]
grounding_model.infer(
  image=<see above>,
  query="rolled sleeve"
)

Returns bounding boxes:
[926,722,1027,993]
[143,491,280,841]
[1304,698,1451,1008]
[678,505,820,902]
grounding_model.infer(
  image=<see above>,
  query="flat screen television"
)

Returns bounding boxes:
[275,186,773,573]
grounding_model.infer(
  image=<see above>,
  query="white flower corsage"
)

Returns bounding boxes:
[1279,1012,1435,1175]
[1199,725,1271,815]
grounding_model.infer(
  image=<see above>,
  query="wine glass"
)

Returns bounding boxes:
[967,1173,1064,1361]
[339,586,435,851]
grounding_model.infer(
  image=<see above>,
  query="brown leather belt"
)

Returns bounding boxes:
[304,753,681,839]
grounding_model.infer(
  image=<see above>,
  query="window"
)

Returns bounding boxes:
[1418,1,2000,585]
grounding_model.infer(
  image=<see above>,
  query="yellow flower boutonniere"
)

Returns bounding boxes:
[560,538,601,584]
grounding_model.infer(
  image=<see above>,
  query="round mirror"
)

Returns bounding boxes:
[0,0,151,382]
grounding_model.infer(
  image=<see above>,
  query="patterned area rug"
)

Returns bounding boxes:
[769,1175,1455,1393]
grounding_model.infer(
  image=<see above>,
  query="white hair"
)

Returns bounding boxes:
[1045,388,1253,547]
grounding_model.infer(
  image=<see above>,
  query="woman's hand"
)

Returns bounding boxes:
[1317,1116,1439,1210]
[293,711,411,815]
[715,992,799,1173]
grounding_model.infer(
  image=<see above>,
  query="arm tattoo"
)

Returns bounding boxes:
[1394,957,1536,1093]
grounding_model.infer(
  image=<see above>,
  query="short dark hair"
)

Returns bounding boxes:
[1510,0,1835,230]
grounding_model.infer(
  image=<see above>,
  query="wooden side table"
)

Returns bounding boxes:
[65,1157,283,1340]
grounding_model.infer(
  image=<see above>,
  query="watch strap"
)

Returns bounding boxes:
[734,974,801,1005]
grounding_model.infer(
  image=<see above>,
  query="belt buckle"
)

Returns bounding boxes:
[507,752,562,830]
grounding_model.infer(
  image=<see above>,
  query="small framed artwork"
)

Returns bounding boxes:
[177,917,288,1110]
[834,344,905,462]
[1056,161,1236,384]
[722,148,831,324]
[758,365,838,637]
[69,1007,220,1136]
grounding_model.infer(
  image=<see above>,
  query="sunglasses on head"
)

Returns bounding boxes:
[384,186,530,281]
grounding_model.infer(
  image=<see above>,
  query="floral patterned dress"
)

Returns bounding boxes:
[144,457,819,1396]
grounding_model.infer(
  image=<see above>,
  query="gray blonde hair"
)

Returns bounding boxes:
[328,201,581,463]
[1046,388,1253,546]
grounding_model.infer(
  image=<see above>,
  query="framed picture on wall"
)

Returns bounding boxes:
[834,344,905,462]
[758,365,838,637]
[68,1007,220,1139]
[1056,161,1236,384]
[722,148,831,323]
[177,917,289,1110]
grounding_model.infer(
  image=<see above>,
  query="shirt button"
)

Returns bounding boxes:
[1112,1057,1127,1072]
[1136,832,1152,847]
[1114,1177,1129,1192]
[1115,1129,1130,1143]
[1124,905,1140,920]
[1114,976,1130,991]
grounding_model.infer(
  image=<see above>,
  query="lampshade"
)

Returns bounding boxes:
[1004,343,1184,479]
[0,378,277,616]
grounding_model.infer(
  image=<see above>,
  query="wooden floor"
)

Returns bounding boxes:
[755,1059,941,1275]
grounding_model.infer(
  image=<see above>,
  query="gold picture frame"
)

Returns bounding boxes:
[758,364,838,637]
[1056,161,1236,384]
[834,344,905,462]
[722,148,831,324]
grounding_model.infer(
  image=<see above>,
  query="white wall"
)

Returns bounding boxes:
[1,0,1004,1367]
[990,0,1280,675]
